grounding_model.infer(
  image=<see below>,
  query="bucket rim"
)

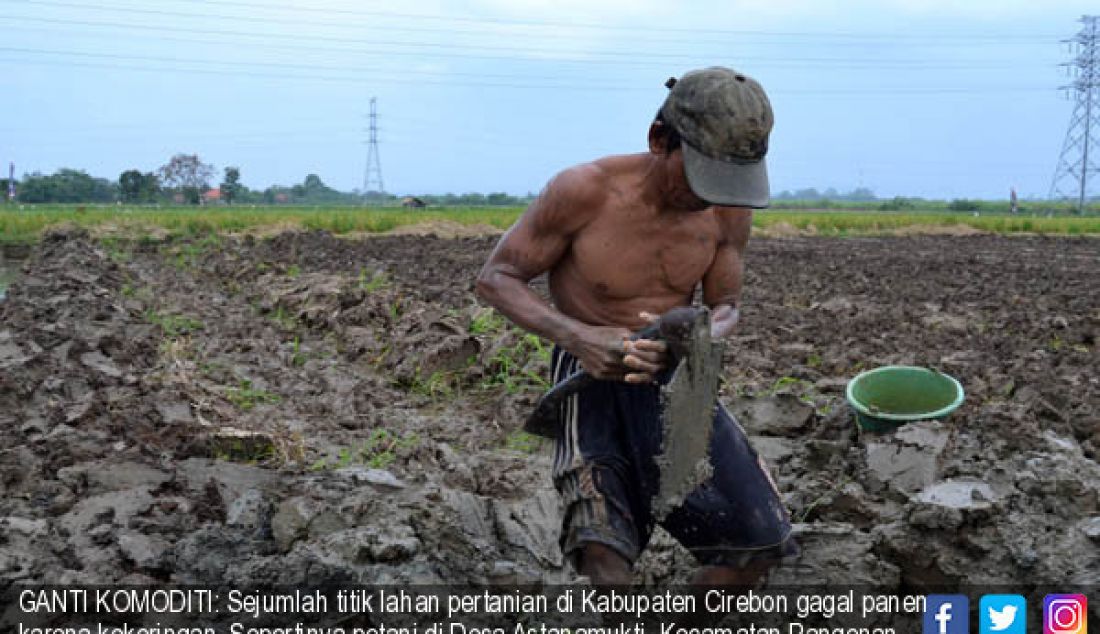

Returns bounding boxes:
[846,365,965,422]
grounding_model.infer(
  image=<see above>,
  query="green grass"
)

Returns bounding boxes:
[2,204,1098,244]
[357,268,390,292]
[0,204,523,243]
[753,211,1100,236]
[311,428,421,471]
[225,379,281,411]
[145,309,204,337]
[268,305,299,330]
[481,332,552,394]
[504,429,544,454]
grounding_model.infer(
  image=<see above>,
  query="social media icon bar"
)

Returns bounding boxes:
[1044,594,1087,634]
[980,595,1026,634]
[926,595,970,634]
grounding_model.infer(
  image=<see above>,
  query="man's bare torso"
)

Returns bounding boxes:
[548,154,722,331]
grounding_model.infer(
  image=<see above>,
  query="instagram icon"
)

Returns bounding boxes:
[1044,595,1088,634]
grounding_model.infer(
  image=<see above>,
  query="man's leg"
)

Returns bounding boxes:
[549,348,649,586]
[578,543,633,586]
[662,404,799,582]
[691,559,777,586]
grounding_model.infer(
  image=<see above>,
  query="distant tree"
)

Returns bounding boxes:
[119,170,160,203]
[847,187,876,201]
[221,166,243,205]
[158,154,214,205]
[18,169,116,203]
[302,173,325,193]
[119,170,143,203]
[947,198,980,212]
[879,196,916,211]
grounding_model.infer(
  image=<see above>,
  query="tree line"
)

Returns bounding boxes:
[1,154,358,206]
[0,154,535,207]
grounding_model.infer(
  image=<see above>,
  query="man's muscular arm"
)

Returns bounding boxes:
[702,207,752,339]
[476,166,648,380]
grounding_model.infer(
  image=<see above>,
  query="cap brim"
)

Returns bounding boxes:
[682,142,770,208]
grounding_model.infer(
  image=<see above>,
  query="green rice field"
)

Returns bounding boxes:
[0,204,1098,244]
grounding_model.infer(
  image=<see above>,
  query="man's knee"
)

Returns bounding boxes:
[578,543,632,585]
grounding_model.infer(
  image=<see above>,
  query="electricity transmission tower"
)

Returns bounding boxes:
[363,97,384,195]
[1050,15,1099,213]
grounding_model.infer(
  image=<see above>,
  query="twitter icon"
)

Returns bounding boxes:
[980,595,1026,634]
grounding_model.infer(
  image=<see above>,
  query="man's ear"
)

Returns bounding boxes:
[647,121,666,155]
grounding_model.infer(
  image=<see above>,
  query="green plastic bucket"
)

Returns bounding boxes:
[846,365,964,432]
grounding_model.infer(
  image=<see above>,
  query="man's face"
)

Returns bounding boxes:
[665,148,712,211]
[648,122,712,212]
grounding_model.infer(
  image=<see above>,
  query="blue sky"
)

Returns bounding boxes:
[1,0,1096,199]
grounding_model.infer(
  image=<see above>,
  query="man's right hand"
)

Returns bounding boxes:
[568,323,668,383]
[568,325,634,381]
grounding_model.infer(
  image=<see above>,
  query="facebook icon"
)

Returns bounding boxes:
[925,595,970,634]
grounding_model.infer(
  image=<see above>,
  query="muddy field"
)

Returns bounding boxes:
[0,227,1097,587]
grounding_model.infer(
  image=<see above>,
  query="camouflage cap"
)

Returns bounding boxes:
[660,66,773,208]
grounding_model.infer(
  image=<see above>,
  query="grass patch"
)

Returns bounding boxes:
[408,369,457,400]
[269,305,299,330]
[312,428,421,471]
[768,376,811,394]
[290,336,306,367]
[3,205,1098,245]
[145,309,204,337]
[225,379,281,411]
[504,429,544,454]
[0,204,523,244]
[480,332,552,394]
[754,211,1100,236]
[469,308,508,335]
[358,268,390,292]
[170,234,221,269]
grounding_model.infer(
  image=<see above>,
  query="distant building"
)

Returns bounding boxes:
[401,196,426,208]
[203,188,221,204]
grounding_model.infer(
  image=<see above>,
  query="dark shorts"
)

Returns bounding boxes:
[550,347,799,568]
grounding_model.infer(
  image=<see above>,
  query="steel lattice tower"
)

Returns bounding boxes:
[1050,15,1100,212]
[363,97,384,194]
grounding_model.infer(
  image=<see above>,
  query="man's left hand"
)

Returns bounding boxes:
[623,311,668,384]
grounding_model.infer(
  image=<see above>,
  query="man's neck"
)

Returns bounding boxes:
[638,154,708,214]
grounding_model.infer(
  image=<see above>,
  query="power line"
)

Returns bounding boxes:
[0,53,1060,95]
[0,45,623,83]
[163,0,1059,41]
[15,0,1061,46]
[0,13,1053,67]
[0,44,1045,81]
[0,53,1061,95]
[0,55,645,90]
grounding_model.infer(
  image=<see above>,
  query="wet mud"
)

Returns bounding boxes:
[1,227,1097,586]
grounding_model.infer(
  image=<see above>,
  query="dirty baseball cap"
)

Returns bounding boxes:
[659,67,773,208]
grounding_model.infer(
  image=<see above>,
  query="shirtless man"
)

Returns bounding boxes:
[477,67,797,586]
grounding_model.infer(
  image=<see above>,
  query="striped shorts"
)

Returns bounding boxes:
[550,346,799,568]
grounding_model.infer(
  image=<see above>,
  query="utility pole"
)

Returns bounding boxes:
[1050,15,1099,213]
[6,162,14,202]
[363,97,384,197]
